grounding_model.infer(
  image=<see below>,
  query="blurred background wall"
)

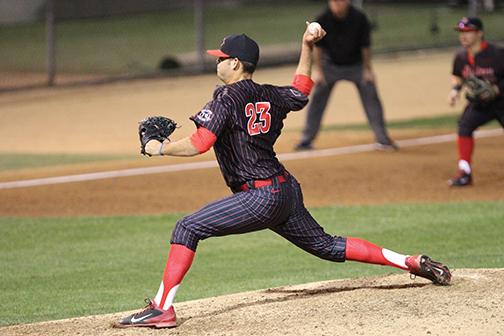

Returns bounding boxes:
[0,0,502,90]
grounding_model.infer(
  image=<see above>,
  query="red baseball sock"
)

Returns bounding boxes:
[154,244,195,310]
[345,237,408,270]
[457,136,474,164]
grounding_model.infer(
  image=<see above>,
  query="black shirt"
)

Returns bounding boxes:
[315,6,371,66]
[191,79,308,188]
[452,42,504,109]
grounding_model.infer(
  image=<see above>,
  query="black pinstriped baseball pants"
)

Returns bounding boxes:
[171,174,347,262]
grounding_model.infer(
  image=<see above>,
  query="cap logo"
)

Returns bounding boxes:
[220,37,227,49]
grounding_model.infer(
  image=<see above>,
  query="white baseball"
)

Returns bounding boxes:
[307,22,322,35]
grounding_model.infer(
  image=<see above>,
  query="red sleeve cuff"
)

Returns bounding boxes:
[292,74,314,96]
[190,127,217,154]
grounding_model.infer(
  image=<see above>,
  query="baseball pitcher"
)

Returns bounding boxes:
[117,23,451,329]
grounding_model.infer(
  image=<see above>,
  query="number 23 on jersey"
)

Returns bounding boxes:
[245,102,271,136]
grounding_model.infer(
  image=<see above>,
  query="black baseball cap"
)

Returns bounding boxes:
[454,17,483,32]
[207,34,260,66]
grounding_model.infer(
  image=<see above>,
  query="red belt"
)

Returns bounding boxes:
[239,174,288,192]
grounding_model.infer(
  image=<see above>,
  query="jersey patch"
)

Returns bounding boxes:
[196,109,214,122]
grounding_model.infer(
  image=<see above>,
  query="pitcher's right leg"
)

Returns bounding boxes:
[272,176,451,285]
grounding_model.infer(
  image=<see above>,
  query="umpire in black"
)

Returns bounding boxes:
[296,0,397,151]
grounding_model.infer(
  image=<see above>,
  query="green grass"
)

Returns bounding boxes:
[318,113,500,132]
[0,115,457,172]
[0,153,133,172]
[1,3,503,74]
[1,201,503,326]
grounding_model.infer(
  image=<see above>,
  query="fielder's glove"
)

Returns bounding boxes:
[465,74,499,104]
[138,116,177,156]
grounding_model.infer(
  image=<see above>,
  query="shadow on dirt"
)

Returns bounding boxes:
[178,281,427,325]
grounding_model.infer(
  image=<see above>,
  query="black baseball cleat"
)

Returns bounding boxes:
[448,170,472,187]
[116,298,177,328]
[374,141,399,152]
[406,255,451,286]
[295,141,313,151]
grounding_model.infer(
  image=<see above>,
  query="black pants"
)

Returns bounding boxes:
[171,174,347,262]
[300,60,391,145]
[458,103,504,136]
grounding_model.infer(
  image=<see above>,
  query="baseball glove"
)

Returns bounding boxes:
[465,74,498,103]
[138,116,177,156]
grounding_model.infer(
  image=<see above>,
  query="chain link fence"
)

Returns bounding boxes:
[1,0,503,90]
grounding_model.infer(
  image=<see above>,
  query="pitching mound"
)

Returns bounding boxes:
[2,268,502,336]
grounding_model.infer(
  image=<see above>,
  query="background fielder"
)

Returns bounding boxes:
[448,17,504,187]
[117,23,451,329]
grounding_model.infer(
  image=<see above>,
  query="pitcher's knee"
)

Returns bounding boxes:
[458,118,477,137]
[170,217,201,251]
[458,125,475,137]
[311,236,347,262]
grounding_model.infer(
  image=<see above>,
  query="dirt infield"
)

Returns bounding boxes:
[1,131,503,217]
[4,50,502,218]
[1,268,503,336]
[0,51,454,154]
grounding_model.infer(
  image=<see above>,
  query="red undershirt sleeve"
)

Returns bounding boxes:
[190,127,217,154]
[292,74,314,96]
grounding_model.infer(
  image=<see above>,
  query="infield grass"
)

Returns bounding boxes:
[0,153,133,172]
[1,201,503,326]
[2,113,498,172]
[319,113,500,132]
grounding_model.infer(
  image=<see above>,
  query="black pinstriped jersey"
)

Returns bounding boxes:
[452,42,504,109]
[191,79,308,188]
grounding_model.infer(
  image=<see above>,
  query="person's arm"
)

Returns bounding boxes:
[361,47,375,83]
[144,136,198,157]
[496,49,504,97]
[144,127,217,156]
[294,23,326,77]
[292,22,326,95]
[448,75,464,106]
[495,81,502,97]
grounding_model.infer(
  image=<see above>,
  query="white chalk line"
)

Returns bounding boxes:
[0,128,502,190]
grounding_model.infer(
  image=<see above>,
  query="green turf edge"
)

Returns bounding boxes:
[318,113,499,132]
[284,112,499,133]
[2,113,499,172]
[0,153,135,172]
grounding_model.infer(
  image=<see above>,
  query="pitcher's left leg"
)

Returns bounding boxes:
[272,178,450,285]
